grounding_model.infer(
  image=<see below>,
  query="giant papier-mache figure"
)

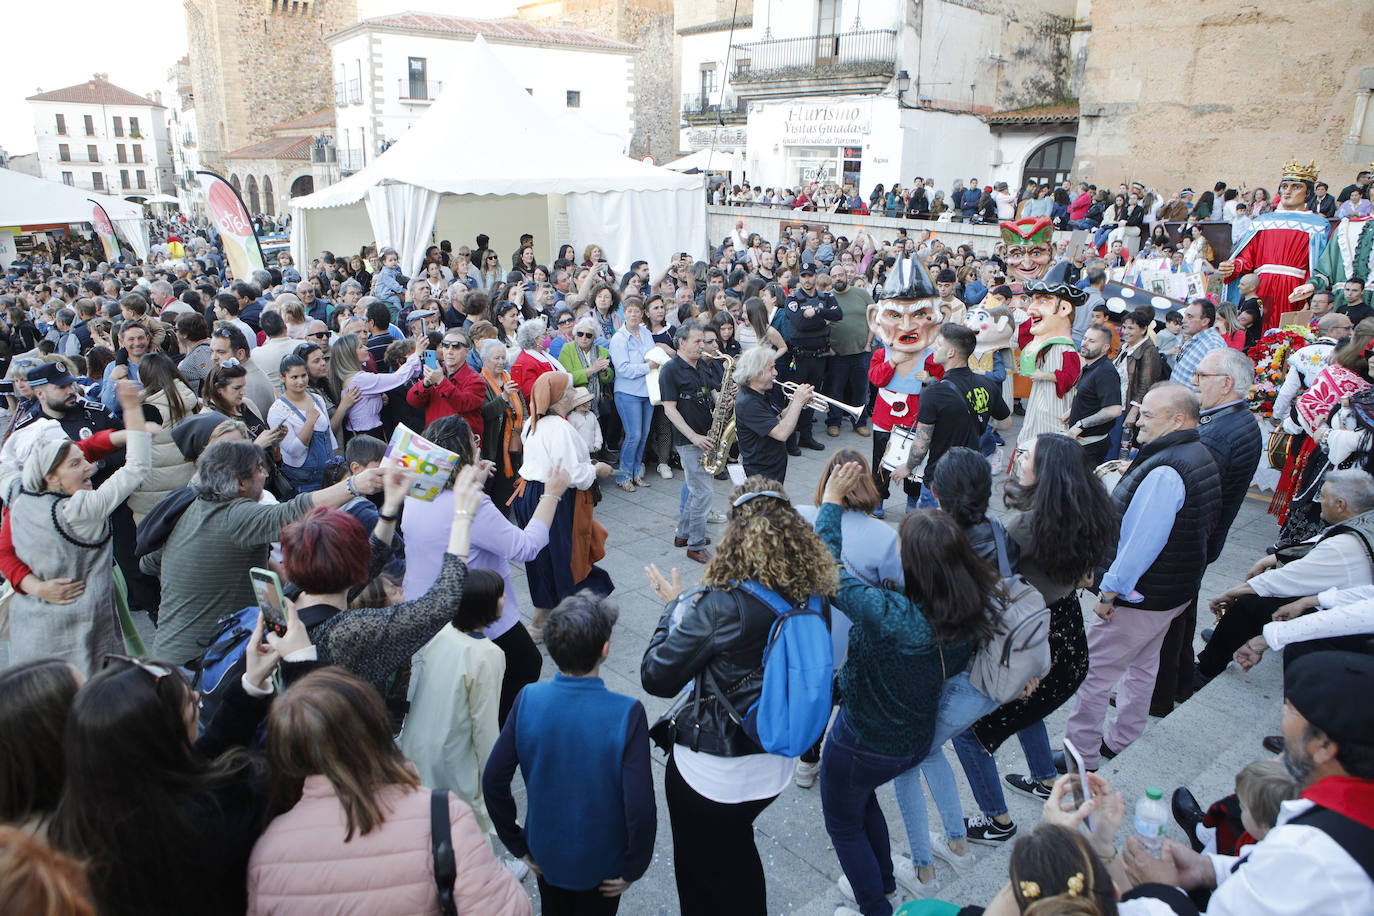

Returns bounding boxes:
[1001,216,1056,285]
[1312,165,1374,310]
[1013,261,1086,465]
[868,254,942,502]
[1220,159,1331,330]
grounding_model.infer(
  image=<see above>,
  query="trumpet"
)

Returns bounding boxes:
[778,381,863,420]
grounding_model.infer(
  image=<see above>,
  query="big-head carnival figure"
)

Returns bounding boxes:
[1013,262,1086,466]
[868,254,941,509]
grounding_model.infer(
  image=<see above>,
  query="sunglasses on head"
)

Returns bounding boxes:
[102,653,173,684]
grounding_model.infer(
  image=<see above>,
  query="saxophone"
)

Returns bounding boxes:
[700,352,737,474]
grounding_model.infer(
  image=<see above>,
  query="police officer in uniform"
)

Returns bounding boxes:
[784,265,842,449]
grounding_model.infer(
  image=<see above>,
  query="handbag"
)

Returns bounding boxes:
[431,789,458,916]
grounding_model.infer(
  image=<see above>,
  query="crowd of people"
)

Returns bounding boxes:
[0,160,1371,916]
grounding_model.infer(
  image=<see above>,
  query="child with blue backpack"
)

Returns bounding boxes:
[483,590,655,915]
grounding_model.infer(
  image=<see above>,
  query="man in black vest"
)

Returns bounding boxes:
[1151,347,1263,714]
[1063,383,1221,771]
[1124,651,1374,913]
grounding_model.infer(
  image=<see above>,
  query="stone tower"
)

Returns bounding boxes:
[185,0,358,171]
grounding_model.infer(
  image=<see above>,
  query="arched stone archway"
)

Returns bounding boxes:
[229,173,241,193]
[1021,137,1077,189]
[245,175,260,216]
[289,174,315,198]
[262,175,275,216]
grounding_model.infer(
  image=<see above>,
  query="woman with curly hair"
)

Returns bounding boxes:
[641,476,838,916]
[952,433,1117,847]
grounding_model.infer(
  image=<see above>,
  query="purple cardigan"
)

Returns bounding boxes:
[401,488,549,639]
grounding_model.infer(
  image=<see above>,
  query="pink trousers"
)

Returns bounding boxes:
[1064,601,1188,769]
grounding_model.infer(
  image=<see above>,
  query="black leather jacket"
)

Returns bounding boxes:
[641,587,780,758]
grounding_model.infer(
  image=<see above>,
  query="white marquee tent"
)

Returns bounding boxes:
[290,35,705,277]
[665,148,745,176]
[0,168,148,262]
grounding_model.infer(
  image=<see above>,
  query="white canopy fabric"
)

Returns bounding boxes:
[141,194,181,205]
[291,35,703,276]
[0,168,148,261]
[665,148,745,175]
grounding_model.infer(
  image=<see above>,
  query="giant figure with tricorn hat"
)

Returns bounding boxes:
[1013,261,1086,466]
[867,253,943,511]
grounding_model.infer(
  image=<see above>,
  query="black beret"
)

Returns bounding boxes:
[1285,651,1374,746]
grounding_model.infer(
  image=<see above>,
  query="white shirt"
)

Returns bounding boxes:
[1206,797,1374,915]
[673,746,794,804]
[518,413,596,489]
[1262,586,1374,650]
[1250,533,1374,598]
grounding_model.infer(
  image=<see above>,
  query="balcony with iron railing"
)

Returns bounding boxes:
[398,78,442,103]
[681,91,747,124]
[348,78,362,104]
[730,29,897,98]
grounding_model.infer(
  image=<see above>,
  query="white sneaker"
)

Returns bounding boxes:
[930,832,976,871]
[707,510,728,524]
[502,856,530,881]
[836,874,899,906]
[892,854,937,898]
[658,462,673,479]
[794,759,819,788]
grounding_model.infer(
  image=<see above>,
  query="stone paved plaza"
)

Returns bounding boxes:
[0,417,1284,914]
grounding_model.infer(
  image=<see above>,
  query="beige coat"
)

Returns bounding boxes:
[126,381,199,523]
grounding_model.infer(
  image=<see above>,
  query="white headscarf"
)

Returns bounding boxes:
[22,436,74,492]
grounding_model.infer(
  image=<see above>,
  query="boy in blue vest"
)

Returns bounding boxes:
[483,590,656,914]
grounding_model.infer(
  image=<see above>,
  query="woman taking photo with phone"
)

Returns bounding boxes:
[327,332,424,441]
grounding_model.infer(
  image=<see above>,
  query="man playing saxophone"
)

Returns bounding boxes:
[658,319,724,564]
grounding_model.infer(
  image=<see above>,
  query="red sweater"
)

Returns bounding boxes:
[405,364,486,435]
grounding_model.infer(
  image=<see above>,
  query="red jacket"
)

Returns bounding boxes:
[405,363,486,435]
[510,350,557,402]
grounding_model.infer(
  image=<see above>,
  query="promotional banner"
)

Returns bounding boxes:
[0,230,15,269]
[195,170,265,281]
[88,200,122,263]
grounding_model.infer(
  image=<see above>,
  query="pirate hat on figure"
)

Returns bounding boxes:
[881,253,939,301]
[1024,260,1088,308]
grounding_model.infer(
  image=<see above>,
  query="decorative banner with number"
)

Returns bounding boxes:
[88,200,121,263]
[195,170,265,281]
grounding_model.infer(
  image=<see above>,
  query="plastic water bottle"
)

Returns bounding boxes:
[1134,786,1169,857]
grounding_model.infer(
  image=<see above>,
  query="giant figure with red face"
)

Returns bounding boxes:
[1013,262,1085,465]
[868,254,942,512]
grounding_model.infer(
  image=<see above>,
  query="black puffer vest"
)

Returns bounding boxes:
[1111,428,1222,610]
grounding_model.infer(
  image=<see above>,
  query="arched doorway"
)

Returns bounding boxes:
[245,175,260,216]
[262,175,275,216]
[1021,137,1076,189]
[229,173,241,193]
[289,174,314,198]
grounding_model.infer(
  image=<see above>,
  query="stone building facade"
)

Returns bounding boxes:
[517,0,676,162]
[184,0,358,173]
[1074,0,1374,191]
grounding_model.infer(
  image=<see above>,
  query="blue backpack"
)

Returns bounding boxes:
[185,606,261,732]
[725,581,834,757]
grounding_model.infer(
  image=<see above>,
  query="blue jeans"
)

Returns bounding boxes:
[613,391,653,480]
[951,720,1058,818]
[674,444,712,549]
[893,672,998,867]
[820,708,921,916]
